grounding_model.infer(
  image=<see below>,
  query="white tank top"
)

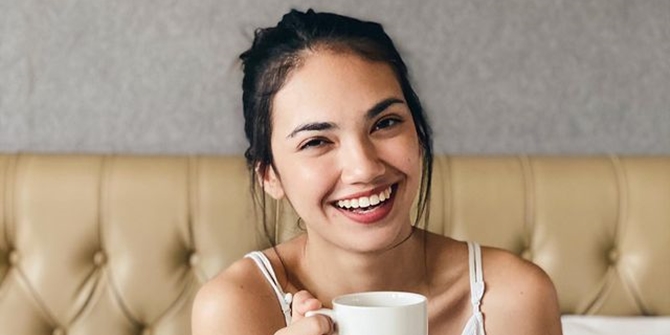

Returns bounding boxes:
[245,241,486,335]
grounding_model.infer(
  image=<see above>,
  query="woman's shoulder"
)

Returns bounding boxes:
[479,246,563,334]
[191,252,287,335]
[423,232,557,295]
[479,246,557,301]
[422,233,562,334]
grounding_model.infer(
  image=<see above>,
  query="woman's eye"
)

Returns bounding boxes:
[299,138,329,150]
[373,117,402,132]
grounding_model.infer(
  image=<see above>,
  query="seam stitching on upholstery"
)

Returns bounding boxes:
[520,155,535,255]
[444,156,453,236]
[581,157,616,314]
[12,155,61,327]
[5,154,18,250]
[14,262,61,326]
[0,156,8,247]
[102,156,142,328]
[68,155,108,327]
[98,156,107,262]
[143,157,197,327]
[582,156,629,315]
[583,267,617,314]
[188,157,208,283]
[0,154,17,294]
[619,264,651,315]
[68,262,106,326]
[187,156,197,253]
[611,156,650,315]
[610,155,624,260]
[149,271,199,329]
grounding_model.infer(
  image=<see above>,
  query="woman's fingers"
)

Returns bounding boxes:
[273,290,333,335]
[290,290,334,334]
[274,314,334,335]
[291,290,323,322]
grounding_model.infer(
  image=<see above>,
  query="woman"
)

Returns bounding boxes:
[192,9,562,335]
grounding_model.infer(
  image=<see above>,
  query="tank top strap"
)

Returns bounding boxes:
[245,251,293,325]
[463,241,486,335]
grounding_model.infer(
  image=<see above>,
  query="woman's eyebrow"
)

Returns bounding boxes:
[287,122,337,138]
[286,97,404,139]
[366,97,405,120]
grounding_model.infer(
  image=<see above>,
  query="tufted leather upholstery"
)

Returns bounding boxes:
[0,154,668,335]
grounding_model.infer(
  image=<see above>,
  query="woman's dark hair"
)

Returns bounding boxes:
[240,9,433,243]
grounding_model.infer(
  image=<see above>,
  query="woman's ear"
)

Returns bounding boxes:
[257,164,285,200]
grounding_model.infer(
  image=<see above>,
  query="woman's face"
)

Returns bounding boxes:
[264,50,421,253]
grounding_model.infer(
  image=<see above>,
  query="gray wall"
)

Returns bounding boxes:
[1,0,668,155]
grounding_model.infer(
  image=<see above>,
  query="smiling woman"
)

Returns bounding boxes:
[191,8,563,335]
[265,52,421,248]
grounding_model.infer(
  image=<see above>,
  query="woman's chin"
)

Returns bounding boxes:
[335,226,415,254]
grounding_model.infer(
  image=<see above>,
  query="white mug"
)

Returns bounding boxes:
[306,291,428,335]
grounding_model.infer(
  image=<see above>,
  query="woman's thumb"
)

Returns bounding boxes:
[290,290,323,322]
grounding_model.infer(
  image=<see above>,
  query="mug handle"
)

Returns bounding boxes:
[305,308,337,321]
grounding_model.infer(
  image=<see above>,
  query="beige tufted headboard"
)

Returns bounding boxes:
[0,154,668,335]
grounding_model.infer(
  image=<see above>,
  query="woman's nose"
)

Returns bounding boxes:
[340,139,386,184]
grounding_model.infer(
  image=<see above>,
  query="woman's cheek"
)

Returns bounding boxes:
[289,157,336,192]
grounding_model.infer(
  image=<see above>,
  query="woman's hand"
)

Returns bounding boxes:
[275,290,334,335]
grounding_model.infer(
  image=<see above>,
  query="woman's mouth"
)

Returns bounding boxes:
[335,185,392,211]
[332,184,397,223]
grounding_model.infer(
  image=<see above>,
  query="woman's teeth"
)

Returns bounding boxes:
[336,186,392,210]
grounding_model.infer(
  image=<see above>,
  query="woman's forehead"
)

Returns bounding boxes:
[271,51,404,126]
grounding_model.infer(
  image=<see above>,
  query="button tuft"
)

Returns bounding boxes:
[608,248,619,264]
[93,251,107,266]
[52,327,65,335]
[189,253,199,266]
[8,250,19,265]
[142,326,152,335]
[521,249,532,260]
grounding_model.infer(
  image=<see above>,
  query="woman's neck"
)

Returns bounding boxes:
[293,227,428,307]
